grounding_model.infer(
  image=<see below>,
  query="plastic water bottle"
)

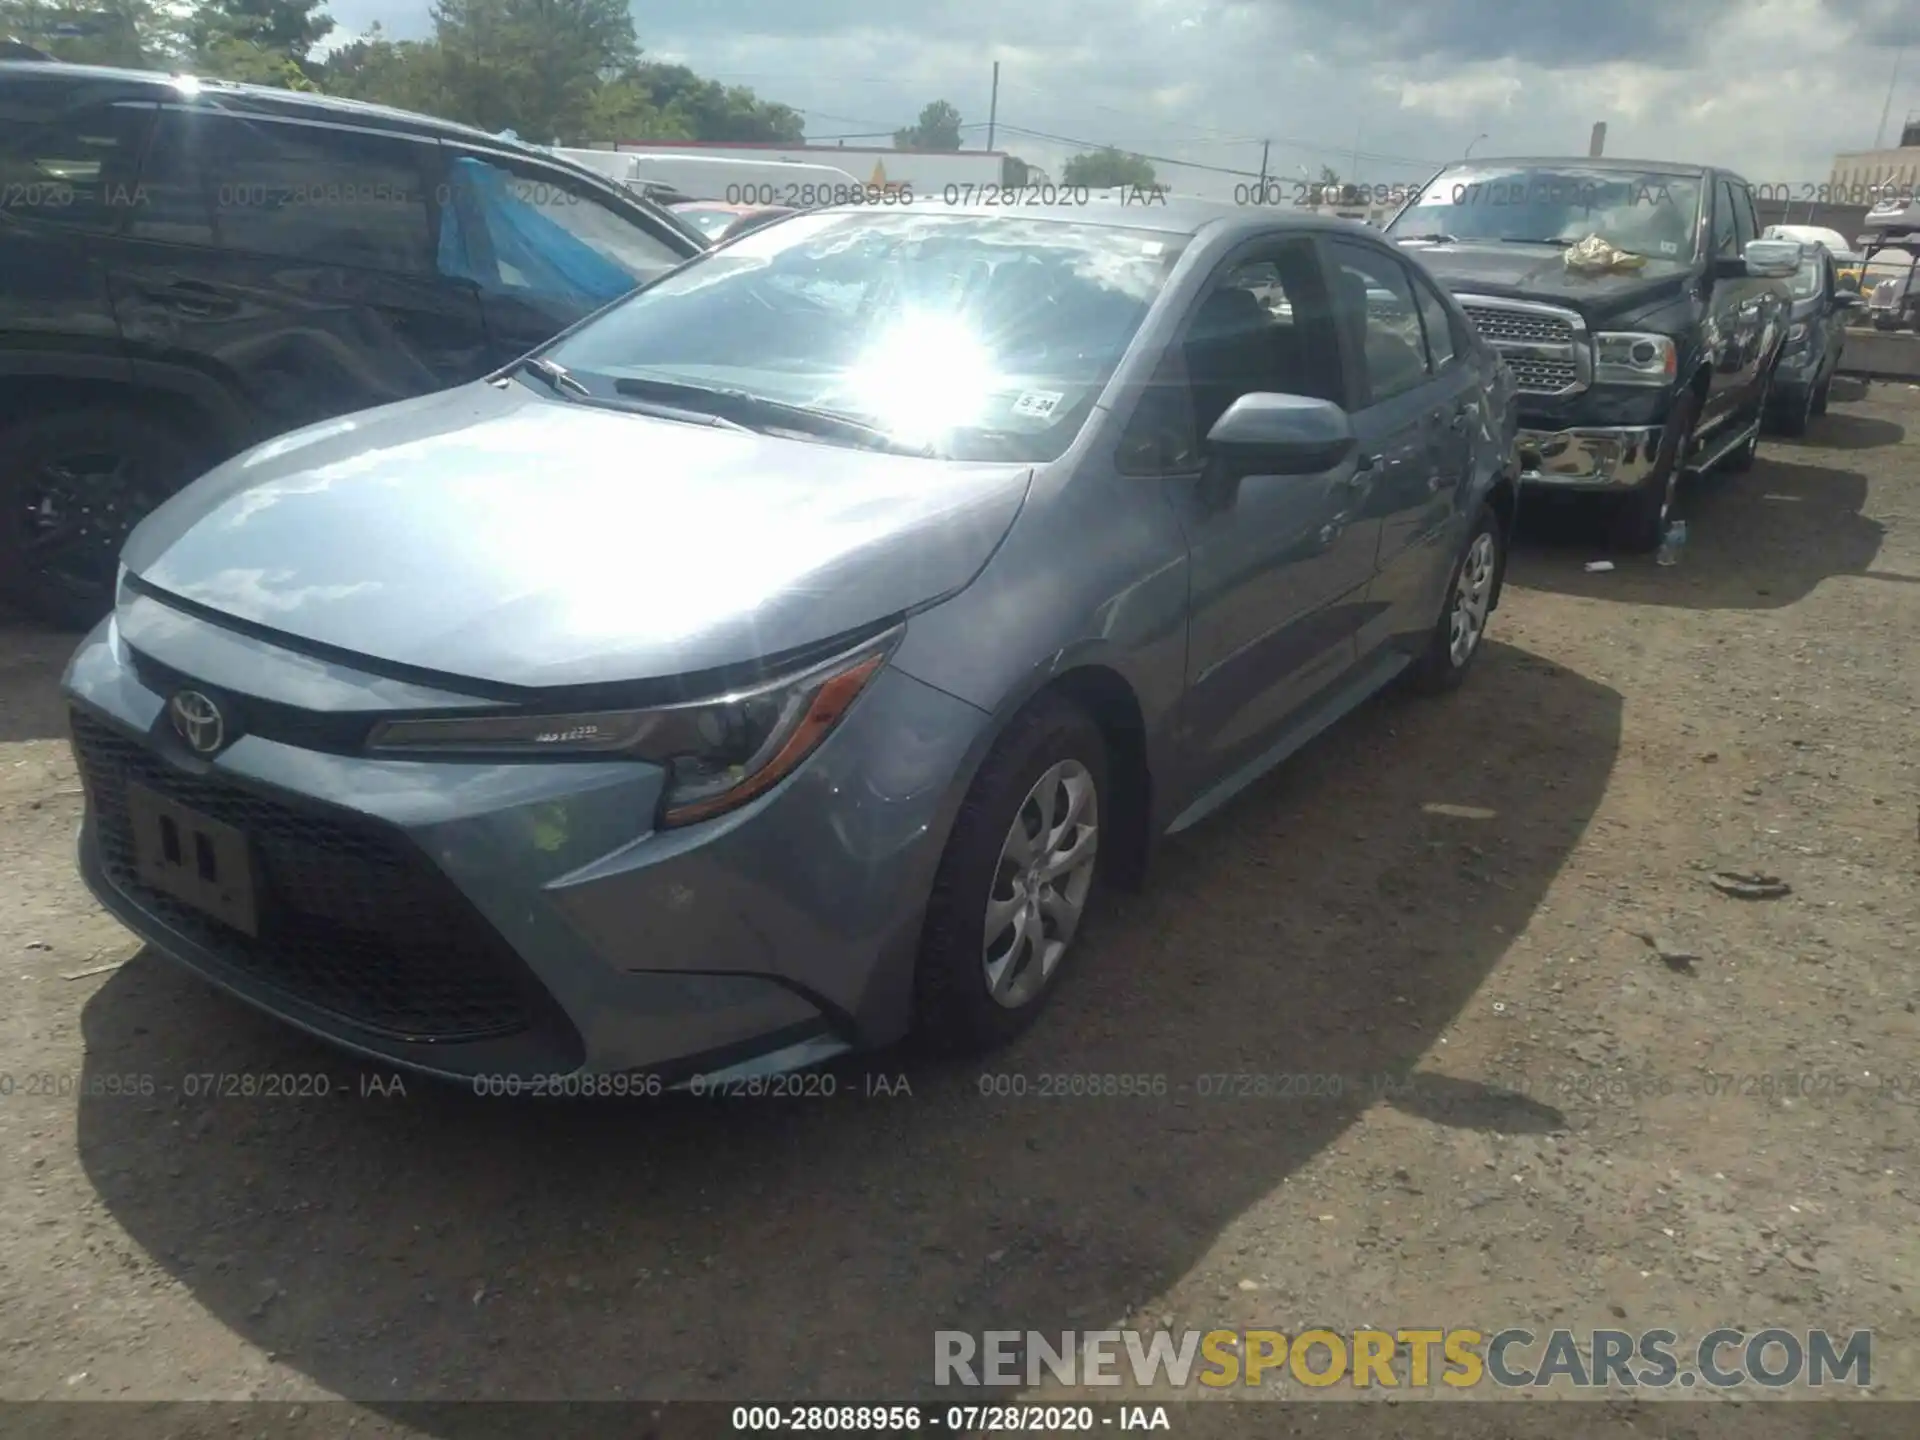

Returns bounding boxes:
[1656,519,1687,567]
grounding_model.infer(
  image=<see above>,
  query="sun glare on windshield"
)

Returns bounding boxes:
[843,309,1001,446]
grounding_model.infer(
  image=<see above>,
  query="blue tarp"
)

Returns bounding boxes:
[436,157,637,309]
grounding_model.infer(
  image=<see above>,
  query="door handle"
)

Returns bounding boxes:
[1449,404,1475,433]
[159,281,235,318]
[1344,454,1380,488]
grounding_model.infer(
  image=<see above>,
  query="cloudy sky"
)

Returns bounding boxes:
[323,0,1917,197]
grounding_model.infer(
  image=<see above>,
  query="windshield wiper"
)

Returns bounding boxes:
[1397,232,1461,243]
[1499,235,1583,247]
[612,377,934,456]
[515,356,592,398]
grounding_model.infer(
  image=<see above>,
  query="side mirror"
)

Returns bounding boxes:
[1206,393,1356,474]
[1741,238,1803,280]
[1832,289,1864,309]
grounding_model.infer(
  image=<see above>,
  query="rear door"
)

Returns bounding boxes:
[0,77,153,382]
[1356,244,1484,650]
[433,143,696,365]
[110,104,491,445]
[1320,236,1463,656]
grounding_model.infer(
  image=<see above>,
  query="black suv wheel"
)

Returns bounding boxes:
[0,407,200,630]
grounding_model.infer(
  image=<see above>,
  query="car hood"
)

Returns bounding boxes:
[122,382,1033,690]
[1397,240,1696,324]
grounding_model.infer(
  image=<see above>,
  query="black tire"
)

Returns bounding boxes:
[1408,503,1503,695]
[1811,371,1831,416]
[914,694,1109,1055]
[1609,387,1699,552]
[0,406,201,630]
[1773,381,1813,437]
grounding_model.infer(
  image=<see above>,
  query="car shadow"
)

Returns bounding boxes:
[0,618,79,744]
[1508,422,1909,610]
[72,638,1620,1416]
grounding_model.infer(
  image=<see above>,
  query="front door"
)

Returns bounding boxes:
[1122,235,1380,782]
[1702,177,1772,433]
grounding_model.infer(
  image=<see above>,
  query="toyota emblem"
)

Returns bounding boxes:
[168,690,226,756]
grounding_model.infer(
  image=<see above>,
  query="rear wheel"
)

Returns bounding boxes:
[1408,504,1503,695]
[1774,380,1815,437]
[914,695,1107,1054]
[1610,387,1699,552]
[1811,371,1832,416]
[0,406,200,629]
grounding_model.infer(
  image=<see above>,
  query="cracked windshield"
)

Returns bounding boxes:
[0,0,1915,1433]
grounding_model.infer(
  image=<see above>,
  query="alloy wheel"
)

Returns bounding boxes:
[982,759,1099,1009]
[1448,531,1497,668]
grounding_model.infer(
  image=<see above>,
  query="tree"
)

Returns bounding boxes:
[0,0,187,68]
[188,0,332,63]
[635,62,804,142]
[894,99,962,151]
[1061,147,1157,190]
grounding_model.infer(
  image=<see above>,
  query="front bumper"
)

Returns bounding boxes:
[63,609,990,1083]
[1514,424,1665,492]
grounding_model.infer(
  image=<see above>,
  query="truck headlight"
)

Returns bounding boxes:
[1593,332,1677,386]
[367,626,901,827]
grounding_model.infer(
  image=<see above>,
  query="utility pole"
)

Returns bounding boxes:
[1258,139,1270,197]
[986,61,1000,151]
[1874,47,1905,149]
[1588,121,1607,158]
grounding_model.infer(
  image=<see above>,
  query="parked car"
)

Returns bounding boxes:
[670,200,797,243]
[64,201,1517,1084]
[1863,246,1920,331]
[0,61,706,629]
[1386,157,1798,549]
[1768,241,1860,434]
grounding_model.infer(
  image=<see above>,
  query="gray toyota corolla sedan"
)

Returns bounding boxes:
[64,199,1518,1086]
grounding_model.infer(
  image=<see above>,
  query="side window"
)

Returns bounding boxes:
[438,149,686,309]
[1116,238,1341,475]
[1712,180,1740,259]
[1327,239,1432,406]
[1114,346,1201,477]
[133,110,435,272]
[1731,183,1758,251]
[1409,271,1459,371]
[0,99,153,232]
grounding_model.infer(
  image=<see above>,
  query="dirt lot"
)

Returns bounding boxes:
[1,383,1917,1432]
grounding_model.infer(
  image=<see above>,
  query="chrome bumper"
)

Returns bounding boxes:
[1515,425,1664,492]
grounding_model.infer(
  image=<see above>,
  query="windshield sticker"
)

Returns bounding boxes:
[1658,241,1679,254]
[1013,390,1064,419]
[1141,240,1165,255]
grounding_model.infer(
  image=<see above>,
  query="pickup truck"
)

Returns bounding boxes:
[1385,157,1799,549]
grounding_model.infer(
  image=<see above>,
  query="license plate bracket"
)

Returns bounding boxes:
[126,781,260,937]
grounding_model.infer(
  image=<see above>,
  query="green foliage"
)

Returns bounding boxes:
[1060,147,1157,190]
[0,0,186,68]
[1,0,810,145]
[894,99,962,151]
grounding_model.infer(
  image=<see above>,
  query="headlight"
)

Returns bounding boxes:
[1593,332,1677,386]
[367,626,900,827]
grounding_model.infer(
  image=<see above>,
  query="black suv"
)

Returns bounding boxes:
[1,62,706,626]
[1384,157,1798,549]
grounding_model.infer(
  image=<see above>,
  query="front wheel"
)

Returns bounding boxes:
[1610,388,1699,552]
[1408,504,1503,695]
[914,695,1108,1054]
[0,406,200,630]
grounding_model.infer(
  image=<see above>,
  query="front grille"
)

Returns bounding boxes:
[1506,357,1582,393]
[1462,305,1576,346]
[71,711,548,1044]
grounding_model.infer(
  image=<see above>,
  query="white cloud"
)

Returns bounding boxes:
[320,0,1920,192]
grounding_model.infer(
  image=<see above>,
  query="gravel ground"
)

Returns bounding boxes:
[1,383,1916,1433]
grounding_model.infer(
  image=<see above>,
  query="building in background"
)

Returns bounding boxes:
[1829,115,1920,197]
